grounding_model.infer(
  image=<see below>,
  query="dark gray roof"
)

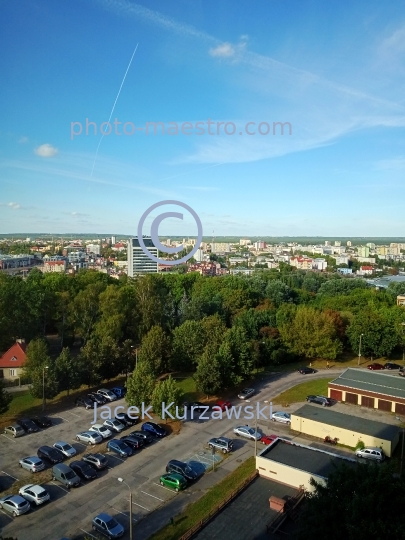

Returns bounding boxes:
[260,438,357,478]
[330,368,405,400]
[292,403,400,441]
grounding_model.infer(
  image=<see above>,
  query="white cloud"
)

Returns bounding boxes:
[0,202,20,210]
[34,143,58,158]
[209,43,235,58]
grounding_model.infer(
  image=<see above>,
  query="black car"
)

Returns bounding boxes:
[88,393,106,405]
[299,367,316,375]
[306,395,332,406]
[384,362,401,370]
[37,445,64,464]
[30,416,52,429]
[82,453,108,470]
[115,413,138,427]
[166,459,201,481]
[17,418,39,433]
[120,435,143,450]
[129,431,153,444]
[75,397,94,409]
[141,421,167,438]
[69,460,98,480]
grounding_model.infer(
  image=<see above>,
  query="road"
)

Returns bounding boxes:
[0,368,346,539]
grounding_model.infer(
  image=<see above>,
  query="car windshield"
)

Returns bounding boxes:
[106,518,118,528]
[112,420,121,426]
[37,489,47,497]
[61,444,71,450]
[17,501,27,508]
[184,466,193,474]
[65,471,76,479]
[247,428,255,434]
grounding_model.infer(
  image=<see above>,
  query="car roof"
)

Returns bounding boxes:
[55,440,70,446]
[95,512,113,521]
[168,459,186,466]
[362,447,383,452]
[21,484,44,493]
[22,456,42,462]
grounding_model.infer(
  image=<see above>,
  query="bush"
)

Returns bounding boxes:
[355,439,365,451]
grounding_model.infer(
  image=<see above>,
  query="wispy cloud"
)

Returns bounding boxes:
[209,43,235,58]
[0,202,20,210]
[18,136,28,144]
[34,143,58,158]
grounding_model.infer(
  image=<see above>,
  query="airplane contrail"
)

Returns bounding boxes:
[90,43,139,177]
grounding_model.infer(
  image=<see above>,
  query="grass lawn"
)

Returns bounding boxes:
[149,457,256,540]
[272,378,335,406]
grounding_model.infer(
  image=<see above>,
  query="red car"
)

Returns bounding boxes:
[261,434,278,445]
[213,400,232,411]
[367,363,384,370]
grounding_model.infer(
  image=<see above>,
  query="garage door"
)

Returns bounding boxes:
[377,400,392,412]
[361,396,375,408]
[395,403,405,416]
[345,392,358,404]
[330,390,342,401]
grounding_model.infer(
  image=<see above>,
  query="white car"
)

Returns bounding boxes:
[89,424,112,439]
[19,456,45,473]
[19,484,50,506]
[271,412,291,425]
[53,441,77,458]
[76,431,103,445]
[233,425,262,441]
[103,419,125,433]
[97,389,117,402]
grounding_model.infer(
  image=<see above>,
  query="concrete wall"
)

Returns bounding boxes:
[256,455,326,492]
[291,415,395,457]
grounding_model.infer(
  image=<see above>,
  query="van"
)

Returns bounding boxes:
[52,463,81,488]
[355,447,385,462]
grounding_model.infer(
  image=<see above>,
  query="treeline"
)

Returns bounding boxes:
[1,267,405,397]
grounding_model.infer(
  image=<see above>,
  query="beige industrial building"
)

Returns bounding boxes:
[256,438,357,491]
[291,404,400,457]
[328,368,405,415]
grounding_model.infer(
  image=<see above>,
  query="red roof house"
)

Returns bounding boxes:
[0,340,27,380]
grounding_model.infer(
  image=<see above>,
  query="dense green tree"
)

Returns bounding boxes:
[265,280,296,308]
[54,347,83,395]
[138,325,171,376]
[0,379,12,415]
[194,348,223,396]
[125,361,156,410]
[151,376,184,420]
[171,320,205,370]
[23,339,58,403]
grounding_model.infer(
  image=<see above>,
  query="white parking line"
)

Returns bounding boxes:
[67,411,80,417]
[80,529,97,538]
[153,482,177,494]
[1,434,16,443]
[108,454,125,462]
[51,482,70,493]
[141,490,165,502]
[52,415,69,422]
[112,508,138,522]
[1,471,18,481]
[73,441,86,447]
[126,499,149,511]
[0,509,11,518]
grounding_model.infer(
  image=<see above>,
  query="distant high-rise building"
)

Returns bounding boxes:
[347,241,352,247]
[357,246,370,258]
[111,236,116,245]
[334,241,341,246]
[127,237,158,276]
[366,243,376,249]
[240,239,252,246]
[325,241,331,246]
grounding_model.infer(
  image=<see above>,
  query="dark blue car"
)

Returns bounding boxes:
[141,421,167,438]
[111,386,126,399]
[106,439,133,458]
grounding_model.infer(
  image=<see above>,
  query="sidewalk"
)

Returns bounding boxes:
[5,384,30,393]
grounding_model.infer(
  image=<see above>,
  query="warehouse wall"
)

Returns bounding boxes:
[256,455,326,492]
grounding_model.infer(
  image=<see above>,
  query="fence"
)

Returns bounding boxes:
[178,469,259,540]
[2,377,31,388]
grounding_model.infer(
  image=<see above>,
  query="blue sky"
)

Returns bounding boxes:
[1,0,405,236]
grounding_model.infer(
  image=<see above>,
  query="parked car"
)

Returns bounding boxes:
[19,484,50,506]
[213,400,232,411]
[233,425,262,440]
[107,439,133,457]
[103,419,125,433]
[111,386,126,399]
[4,424,25,438]
[52,463,81,488]
[384,362,401,370]
[260,434,278,445]
[30,416,52,429]
[76,431,103,445]
[208,437,234,454]
[271,412,291,425]
[97,388,117,402]
[187,401,208,411]
[37,445,64,464]
[141,421,167,438]
[166,459,201,481]
[89,424,112,439]
[16,418,39,433]
[115,412,138,427]
[306,395,332,406]
[53,441,77,458]
[69,460,98,480]
[0,495,30,516]
[160,473,187,492]
[82,453,108,470]
[355,447,385,462]
[75,396,94,409]
[88,393,107,405]
[298,367,316,374]
[368,363,384,370]
[238,388,255,400]
[400,367,405,377]
[120,435,142,450]
[129,431,153,444]
[19,456,45,473]
[92,512,124,539]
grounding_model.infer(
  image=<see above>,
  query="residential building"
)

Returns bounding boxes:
[42,260,67,273]
[334,241,341,246]
[357,265,374,276]
[397,295,405,306]
[0,339,27,381]
[127,237,158,276]
[187,262,226,276]
[376,246,387,256]
[357,246,370,258]
[253,241,266,250]
[86,243,101,255]
[355,256,376,264]
[239,239,251,246]
[366,243,376,249]
[0,254,42,270]
[347,240,352,247]
[337,268,352,275]
[211,242,231,253]
[111,236,116,245]
[334,255,349,265]
[289,257,313,270]
[312,258,328,271]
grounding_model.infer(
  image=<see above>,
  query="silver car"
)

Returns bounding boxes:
[97,389,117,402]
[19,484,50,506]
[355,447,385,462]
[271,412,291,425]
[233,425,262,441]
[89,424,113,439]
[103,419,125,433]
[53,441,77,458]
[19,456,45,473]
[4,424,25,438]
[238,388,255,400]
[76,431,103,445]
[0,495,30,516]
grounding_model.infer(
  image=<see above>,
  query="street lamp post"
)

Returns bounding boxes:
[118,477,133,540]
[358,334,364,366]
[130,346,139,370]
[401,323,405,362]
[42,365,49,411]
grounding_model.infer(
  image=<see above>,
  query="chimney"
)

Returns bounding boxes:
[16,338,25,344]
